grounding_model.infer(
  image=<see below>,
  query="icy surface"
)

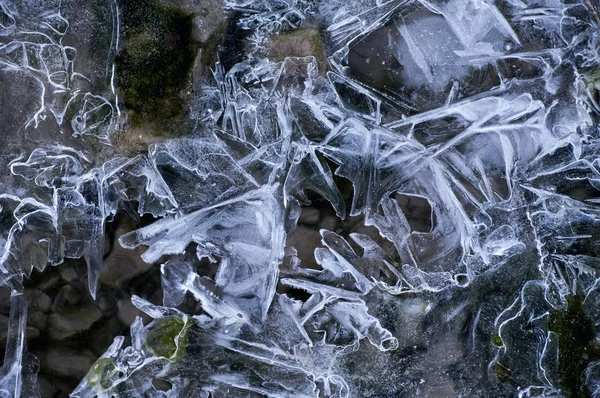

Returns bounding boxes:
[0,0,600,396]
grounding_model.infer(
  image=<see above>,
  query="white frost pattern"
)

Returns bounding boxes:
[0,0,598,396]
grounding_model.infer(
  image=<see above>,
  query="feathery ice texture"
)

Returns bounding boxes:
[1,0,600,396]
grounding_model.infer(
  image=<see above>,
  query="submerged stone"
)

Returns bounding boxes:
[116,0,196,136]
[268,28,328,73]
[549,295,600,398]
[145,316,191,361]
[86,357,117,389]
[47,304,103,340]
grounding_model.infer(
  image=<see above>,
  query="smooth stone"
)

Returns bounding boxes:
[59,264,79,283]
[191,5,227,44]
[30,290,53,313]
[267,29,328,73]
[28,311,48,331]
[37,347,96,380]
[57,284,83,307]
[118,296,150,326]
[99,226,154,288]
[47,304,102,340]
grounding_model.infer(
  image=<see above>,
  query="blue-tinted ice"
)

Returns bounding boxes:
[1,0,600,396]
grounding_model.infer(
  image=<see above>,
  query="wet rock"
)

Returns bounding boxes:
[393,193,434,233]
[268,29,328,73]
[59,264,78,283]
[153,378,173,391]
[28,311,48,331]
[108,315,128,340]
[112,0,229,157]
[59,260,87,284]
[87,320,117,357]
[57,284,83,307]
[99,226,154,288]
[28,326,41,340]
[103,230,113,257]
[115,0,196,144]
[25,288,53,313]
[113,125,177,157]
[160,0,223,16]
[0,287,12,316]
[118,296,150,326]
[178,292,203,314]
[52,283,86,312]
[159,0,228,45]
[96,291,118,317]
[32,292,52,313]
[47,304,102,341]
[37,347,96,380]
[298,206,320,225]
[191,3,227,44]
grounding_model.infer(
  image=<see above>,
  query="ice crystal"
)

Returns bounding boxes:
[0,0,599,396]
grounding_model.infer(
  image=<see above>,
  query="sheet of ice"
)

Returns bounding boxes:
[0,0,599,396]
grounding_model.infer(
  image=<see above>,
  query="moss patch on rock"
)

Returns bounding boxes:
[493,363,513,382]
[584,69,600,91]
[86,357,117,390]
[116,0,196,134]
[492,335,503,347]
[549,295,600,398]
[146,316,191,361]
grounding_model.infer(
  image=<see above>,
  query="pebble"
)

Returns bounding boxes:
[58,284,83,307]
[37,347,96,380]
[59,264,78,283]
[31,291,52,313]
[47,304,102,341]
[298,207,320,225]
[28,311,48,331]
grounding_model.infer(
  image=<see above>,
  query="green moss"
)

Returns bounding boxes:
[549,295,600,398]
[492,335,504,347]
[146,316,191,361]
[493,363,513,382]
[585,70,600,91]
[87,357,116,389]
[116,0,195,131]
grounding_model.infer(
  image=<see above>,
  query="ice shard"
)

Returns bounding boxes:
[0,0,599,396]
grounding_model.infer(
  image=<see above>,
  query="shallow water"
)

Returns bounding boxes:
[1,0,600,396]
